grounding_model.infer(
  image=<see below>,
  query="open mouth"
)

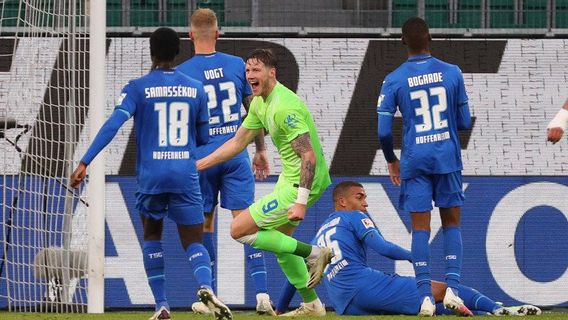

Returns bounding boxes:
[249,80,260,92]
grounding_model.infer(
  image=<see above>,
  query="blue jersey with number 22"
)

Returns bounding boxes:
[177,52,251,159]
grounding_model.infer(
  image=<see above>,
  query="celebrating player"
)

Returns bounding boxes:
[377,17,472,316]
[276,181,542,316]
[176,8,274,315]
[197,48,333,316]
[547,99,568,143]
[70,27,231,320]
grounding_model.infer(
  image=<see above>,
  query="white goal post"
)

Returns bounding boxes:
[88,0,106,314]
[0,0,106,313]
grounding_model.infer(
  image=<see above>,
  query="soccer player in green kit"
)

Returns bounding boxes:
[197,49,332,316]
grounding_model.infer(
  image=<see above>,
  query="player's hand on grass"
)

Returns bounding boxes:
[288,203,306,221]
[70,162,87,189]
[547,127,564,144]
[253,150,270,180]
[387,160,401,186]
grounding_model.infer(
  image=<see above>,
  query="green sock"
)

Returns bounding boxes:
[276,253,318,303]
[293,241,312,258]
[253,229,299,254]
[297,287,318,303]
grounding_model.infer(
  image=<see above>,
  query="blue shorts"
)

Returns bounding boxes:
[199,156,254,213]
[399,171,465,212]
[136,192,204,225]
[343,271,420,315]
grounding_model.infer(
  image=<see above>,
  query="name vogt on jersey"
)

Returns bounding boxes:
[204,67,224,80]
[407,72,443,88]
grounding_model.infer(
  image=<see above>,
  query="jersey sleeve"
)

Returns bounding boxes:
[115,81,138,116]
[456,66,469,106]
[242,100,264,129]
[274,103,310,142]
[376,75,397,115]
[196,85,210,146]
[348,211,379,241]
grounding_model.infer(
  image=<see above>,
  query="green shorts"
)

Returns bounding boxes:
[249,182,324,229]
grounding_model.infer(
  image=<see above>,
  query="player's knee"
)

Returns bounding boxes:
[232,231,257,245]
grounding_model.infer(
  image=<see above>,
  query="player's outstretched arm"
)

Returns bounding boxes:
[288,132,316,221]
[70,108,130,188]
[363,230,412,261]
[378,113,401,185]
[197,126,260,171]
[547,99,568,144]
[243,95,270,180]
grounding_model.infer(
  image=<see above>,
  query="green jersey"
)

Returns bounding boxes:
[243,82,331,195]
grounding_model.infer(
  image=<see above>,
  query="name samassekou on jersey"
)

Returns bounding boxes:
[144,85,198,98]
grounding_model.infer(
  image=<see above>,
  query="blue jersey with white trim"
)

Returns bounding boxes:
[177,52,252,159]
[377,54,468,179]
[312,210,382,314]
[117,68,209,194]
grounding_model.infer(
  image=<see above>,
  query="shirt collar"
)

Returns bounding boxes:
[407,54,432,62]
[264,81,280,104]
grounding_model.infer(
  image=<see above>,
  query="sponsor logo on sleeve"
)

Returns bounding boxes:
[361,218,374,229]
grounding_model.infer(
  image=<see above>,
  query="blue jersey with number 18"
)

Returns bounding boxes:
[117,68,209,194]
[177,52,252,159]
[377,54,469,179]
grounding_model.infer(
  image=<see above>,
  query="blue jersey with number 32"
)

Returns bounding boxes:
[377,54,468,179]
[117,69,209,194]
[177,52,252,159]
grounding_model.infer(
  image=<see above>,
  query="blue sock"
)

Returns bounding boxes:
[412,230,433,302]
[275,280,296,314]
[245,245,268,294]
[186,243,213,289]
[203,232,216,293]
[143,240,169,311]
[443,226,462,290]
[457,284,500,313]
[435,303,451,315]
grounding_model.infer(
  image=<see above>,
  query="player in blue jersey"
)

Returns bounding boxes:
[275,181,541,317]
[70,27,231,320]
[377,17,472,316]
[176,8,274,315]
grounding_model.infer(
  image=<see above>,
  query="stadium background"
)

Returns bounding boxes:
[1,0,568,312]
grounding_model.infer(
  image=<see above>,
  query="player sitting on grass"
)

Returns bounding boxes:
[275,181,542,317]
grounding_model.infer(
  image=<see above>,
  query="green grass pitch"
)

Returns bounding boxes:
[1,310,567,319]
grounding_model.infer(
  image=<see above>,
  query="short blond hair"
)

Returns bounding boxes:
[190,8,218,40]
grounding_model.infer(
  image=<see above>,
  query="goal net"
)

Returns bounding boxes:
[0,0,95,312]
